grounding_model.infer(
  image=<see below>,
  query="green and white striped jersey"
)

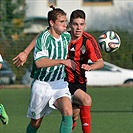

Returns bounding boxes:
[0,54,3,63]
[31,29,71,82]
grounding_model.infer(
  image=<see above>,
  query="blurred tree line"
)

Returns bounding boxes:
[0,0,34,82]
[91,31,133,69]
[0,0,133,83]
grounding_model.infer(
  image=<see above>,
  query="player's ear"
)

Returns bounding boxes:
[49,20,54,27]
[68,22,71,27]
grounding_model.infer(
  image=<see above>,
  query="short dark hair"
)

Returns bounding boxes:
[70,9,86,23]
[48,5,66,26]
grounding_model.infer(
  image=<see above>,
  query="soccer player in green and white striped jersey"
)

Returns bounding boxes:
[25,5,76,133]
[30,29,70,82]
[13,9,104,133]
[0,54,9,125]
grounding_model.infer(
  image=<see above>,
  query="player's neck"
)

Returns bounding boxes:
[49,28,61,39]
[71,35,81,43]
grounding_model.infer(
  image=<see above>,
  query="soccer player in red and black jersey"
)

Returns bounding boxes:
[65,9,104,133]
[13,8,104,133]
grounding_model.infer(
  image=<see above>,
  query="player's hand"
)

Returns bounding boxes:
[81,64,92,71]
[13,51,28,67]
[64,59,76,70]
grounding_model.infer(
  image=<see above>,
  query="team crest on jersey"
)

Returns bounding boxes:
[31,111,36,116]
[63,41,67,48]
[81,45,86,54]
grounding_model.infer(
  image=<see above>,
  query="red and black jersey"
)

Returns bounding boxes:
[65,32,102,84]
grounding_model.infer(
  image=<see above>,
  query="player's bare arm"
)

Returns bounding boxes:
[13,34,39,67]
[81,58,104,71]
[36,58,76,70]
[0,63,2,69]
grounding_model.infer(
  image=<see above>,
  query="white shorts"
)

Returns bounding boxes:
[27,79,71,119]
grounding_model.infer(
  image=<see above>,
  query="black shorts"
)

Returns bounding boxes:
[68,82,87,95]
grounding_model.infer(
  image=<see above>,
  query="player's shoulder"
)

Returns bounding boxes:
[40,29,50,37]
[83,31,95,39]
[83,31,97,44]
[62,31,71,41]
[62,31,71,37]
[37,29,47,38]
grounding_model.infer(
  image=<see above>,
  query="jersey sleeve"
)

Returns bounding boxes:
[34,32,49,61]
[83,32,102,62]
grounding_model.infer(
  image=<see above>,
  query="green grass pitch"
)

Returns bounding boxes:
[0,86,132,133]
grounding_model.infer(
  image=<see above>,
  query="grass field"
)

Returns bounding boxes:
[0,86,132,133]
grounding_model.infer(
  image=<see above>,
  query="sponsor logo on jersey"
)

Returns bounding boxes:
[70,47,75,51]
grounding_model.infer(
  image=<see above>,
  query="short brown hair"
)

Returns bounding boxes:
[48,5,66,26]
[70,9,85,23]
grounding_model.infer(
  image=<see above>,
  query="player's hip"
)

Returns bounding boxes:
[68,82,87,95]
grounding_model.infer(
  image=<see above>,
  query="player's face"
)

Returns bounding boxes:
[70,18,86,39]
[51,15,67,35]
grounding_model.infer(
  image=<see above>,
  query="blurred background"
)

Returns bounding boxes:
[0,0,133,86]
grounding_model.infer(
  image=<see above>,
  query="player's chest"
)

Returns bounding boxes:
[68,43,87,59]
